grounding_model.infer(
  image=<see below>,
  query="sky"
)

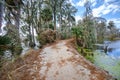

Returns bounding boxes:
[69,0,120,28]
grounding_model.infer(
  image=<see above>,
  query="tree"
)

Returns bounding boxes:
[5,0,23,28]
[0,0,3,33]
[41,7,53,29]
[3,0,23,55]
[84,0,92,19]
[97,22,106,43]
[82,0,96,48]
[21,0,37,48]
[46,0,58,30]
[93,17,107,43]
[107,21,119,40]
[65,3,77,27]
[108,21,115,31]
[57,0,65,28]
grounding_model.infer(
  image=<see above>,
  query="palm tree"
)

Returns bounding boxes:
[108,21,115,30]
[63,3,77,34]
[66,4,77,27]
[107,21,118,40]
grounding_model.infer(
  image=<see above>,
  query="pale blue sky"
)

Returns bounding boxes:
[70,0,120,28]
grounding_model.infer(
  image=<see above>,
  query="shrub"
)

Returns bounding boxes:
[77,46,94,63]
[37,29,56,46]
[0,36,11,56]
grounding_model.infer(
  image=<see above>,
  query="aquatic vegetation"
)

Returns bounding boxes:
[94,51,120,80]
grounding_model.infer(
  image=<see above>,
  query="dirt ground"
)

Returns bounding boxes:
[0,39,115,80]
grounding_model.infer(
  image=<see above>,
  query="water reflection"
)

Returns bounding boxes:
[94,40,120,80]
[107,48,120,58]
[105,40,120,58]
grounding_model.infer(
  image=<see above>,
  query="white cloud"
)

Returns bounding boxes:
[76,0,97,7]
[108,4,120,13]
[77,0,86,7]
[92,3,120,17]
[92,4,105,17]
[102,9,111,15]
[91,0,97,7]
[104,0,113,3]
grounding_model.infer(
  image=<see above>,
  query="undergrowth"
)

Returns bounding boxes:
[77,46,94,63]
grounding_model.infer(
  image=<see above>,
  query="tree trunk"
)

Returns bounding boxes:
[0,1,3,33]
[31,24,36,48]
[53,10,56,30]
[53,4,57,39]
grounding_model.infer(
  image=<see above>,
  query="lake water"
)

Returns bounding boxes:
[94,40,120,80]
[107,40,120,58]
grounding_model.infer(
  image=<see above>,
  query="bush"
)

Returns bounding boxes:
[10,45,23,56]
[0,36,11,56]
[77,46,94,63]
[0,36,11,45]
[37,29,56,46]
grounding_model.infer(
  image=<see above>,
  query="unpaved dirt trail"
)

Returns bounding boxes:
[38,40,114,80]
[0,39,115,80]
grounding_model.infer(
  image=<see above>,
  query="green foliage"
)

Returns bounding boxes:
[41,7,53,22]
[61,32,68,39]
[0,35,11,69]
[71,26,84,45]
[72,19,96,49]
[0,36,11,56]
[77,46,94,63]
[71,26,83,38]
[85,55,94,63]
[11,45,23,56]
[5,24,22,55]
[0,36,11,45]
[49,23,54,30]
[71,26,85,47]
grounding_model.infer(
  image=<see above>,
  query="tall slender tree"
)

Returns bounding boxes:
[94,17,107,43]
[0,0,3,33]
[82,0,96,48]
[4,0,23,55]
[47,0,58,30]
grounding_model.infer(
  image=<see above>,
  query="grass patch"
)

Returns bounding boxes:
[76,46,94,63]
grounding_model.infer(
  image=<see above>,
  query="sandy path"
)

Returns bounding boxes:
[38,40,114,80]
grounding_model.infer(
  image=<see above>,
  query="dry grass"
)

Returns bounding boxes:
[0,49,41,80]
